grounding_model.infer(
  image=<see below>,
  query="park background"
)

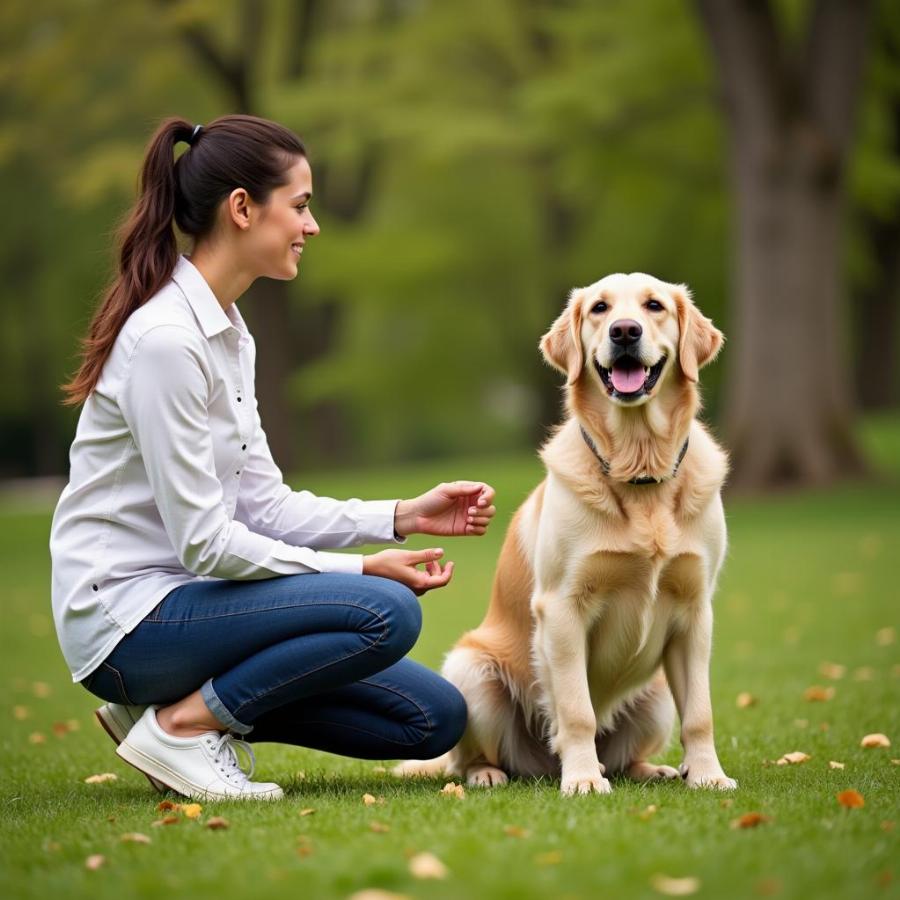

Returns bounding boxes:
[1,1,898,899]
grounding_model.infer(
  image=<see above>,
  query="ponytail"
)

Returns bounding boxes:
[61,114,306,406]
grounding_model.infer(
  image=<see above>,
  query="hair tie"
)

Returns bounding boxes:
[189,124,203,145]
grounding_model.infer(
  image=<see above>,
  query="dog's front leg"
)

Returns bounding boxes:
[534,596,610,795]
[664,603,736,790]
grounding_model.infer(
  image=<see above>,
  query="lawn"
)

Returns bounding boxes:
[1,430,898,900]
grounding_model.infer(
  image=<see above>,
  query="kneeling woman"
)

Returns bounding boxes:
[50,114,495,801]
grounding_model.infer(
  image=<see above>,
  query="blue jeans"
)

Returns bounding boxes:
[81,573,467,760]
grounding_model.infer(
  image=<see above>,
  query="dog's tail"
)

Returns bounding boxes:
[392,753,453,779]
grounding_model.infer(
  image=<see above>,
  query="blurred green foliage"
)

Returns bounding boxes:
[0,0,898,475]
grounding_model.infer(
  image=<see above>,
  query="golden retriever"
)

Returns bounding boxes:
[397,272,736,794]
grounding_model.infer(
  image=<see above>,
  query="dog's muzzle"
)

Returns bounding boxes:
[595,352,667,402]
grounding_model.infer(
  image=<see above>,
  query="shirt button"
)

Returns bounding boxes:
[92,584,98,591]
[236,471,241,476]
[237,397,242,402]
[241,444,247,451]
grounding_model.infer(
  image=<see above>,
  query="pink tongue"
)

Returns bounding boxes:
[611,364,645,394]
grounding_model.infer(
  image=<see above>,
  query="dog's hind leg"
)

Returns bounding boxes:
[596,672,678,781]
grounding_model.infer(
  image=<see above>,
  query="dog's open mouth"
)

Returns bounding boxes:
[595,355,667,401]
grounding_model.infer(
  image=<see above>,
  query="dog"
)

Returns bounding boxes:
[397,272,736,794]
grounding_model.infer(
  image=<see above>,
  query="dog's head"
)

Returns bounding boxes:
[540,273,723,406]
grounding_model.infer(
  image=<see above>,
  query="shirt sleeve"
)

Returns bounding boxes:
[234,397,405,549]
[118,325,364,578]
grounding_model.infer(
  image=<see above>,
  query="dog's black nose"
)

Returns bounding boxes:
[609,319,642,346]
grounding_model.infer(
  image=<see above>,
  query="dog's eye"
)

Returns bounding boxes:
[645,299,664,312]
[590,302,608,314]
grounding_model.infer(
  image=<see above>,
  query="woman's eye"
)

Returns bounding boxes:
[591,302,608,314]
[646,299,664,312]
[296,204,308,212]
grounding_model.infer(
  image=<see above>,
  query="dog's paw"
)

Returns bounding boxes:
[628,761,680,781]
[560,772,612,796]
[679,764,737,790]
[466,765,509,788]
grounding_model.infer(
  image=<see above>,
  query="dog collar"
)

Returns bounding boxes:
[580,426,689,485]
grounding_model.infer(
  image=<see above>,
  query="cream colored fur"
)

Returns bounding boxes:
[397,273,736,794]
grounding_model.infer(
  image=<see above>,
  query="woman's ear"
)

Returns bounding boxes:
[674,286,724,383]
[540,288,585,386]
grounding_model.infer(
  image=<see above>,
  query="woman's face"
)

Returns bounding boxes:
[246,155,320,281]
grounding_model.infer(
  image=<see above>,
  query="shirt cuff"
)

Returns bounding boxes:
[313,551,365,575]
[355,498,407,544]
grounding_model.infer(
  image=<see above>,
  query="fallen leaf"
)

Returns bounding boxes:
[84,773,118,784]
[534,851,563,866]
[892,759,900,766]
[829,761,845,770]
[853,666,875,682]
[369,820,390,833]
[362,793,383,806]
[651,874,701,896]
[731,812,772,829]
[13,705,29,720]
[296,844,314,859]
[120,833,151,844]
[32,681,52,698]
[84,854,105,870]
[409,851,448,879]
[371,766,387,774]
[66,718,81,731]
[28,732,46,744]
[818,662,846,680]
[736,692,757,709]
[182,803,202,819]
[776,751,810,765]
[637,804,658,821]
[156,800,180,812]
[440,781,465,799]
[860,733,891,748]
[151,815,180,827]
[503,825,530,838]
[205,817,230,830]
[299,808,316,817]
[803,685,835,702]
[52,721,71,737]
[875,626,895,646]
[837,789,865,809]
[348,891,411,900]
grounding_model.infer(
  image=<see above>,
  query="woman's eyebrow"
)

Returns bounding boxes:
[290,192,312,202]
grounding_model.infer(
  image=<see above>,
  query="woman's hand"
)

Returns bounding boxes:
[362,548,454,596]
[394,481,497,538]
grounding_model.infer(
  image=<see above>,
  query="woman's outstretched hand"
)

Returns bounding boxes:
[394,481,497,538]
[362,548,453,596]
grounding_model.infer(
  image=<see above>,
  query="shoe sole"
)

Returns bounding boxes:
[116,738,284,802]
[95,707,168,793]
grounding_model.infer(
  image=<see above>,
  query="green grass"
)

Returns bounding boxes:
[1,439,898,900]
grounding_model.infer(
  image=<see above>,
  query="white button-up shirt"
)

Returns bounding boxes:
[50,255,402,682]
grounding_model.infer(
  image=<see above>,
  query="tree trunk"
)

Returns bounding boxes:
[697,0,872,489]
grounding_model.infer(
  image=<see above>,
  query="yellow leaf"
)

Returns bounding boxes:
[440,781,465,799]
[205,817,230,830]
[736,692,757,709]
[84,773,118,784]
[650,874,701,896]
[348,891,411,900]
[151,816,180,827]
[408,852,448,879]
[829,761,845,770]
[853,667,875,682]
[182,803,202,819]
[299,808,316,817]
[13,705,29,720]
[776,751,810,765]
[875,626,895,646]
[803,685,835,702]
[503,825,530,838]
[836,789,865,808]
[119,833,151,844]
[818,662,846,680]
[362,793,383,806]
[32,682,52,698]
[84,854,105,870]
[369,820,390,833]
[860,733,891,748]
[28,732,46,744]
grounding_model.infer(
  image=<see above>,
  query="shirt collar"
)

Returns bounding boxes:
[172,254,251,350]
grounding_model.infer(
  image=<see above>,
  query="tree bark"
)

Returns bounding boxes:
[697,0,872,489]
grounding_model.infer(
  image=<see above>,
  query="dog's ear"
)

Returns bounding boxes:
[674,285,724,383]
[540,289,585,385]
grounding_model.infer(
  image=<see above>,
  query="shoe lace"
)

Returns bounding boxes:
[210,732,256,784]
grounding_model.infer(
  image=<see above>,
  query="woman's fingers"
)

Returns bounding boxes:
[406,547,444,565]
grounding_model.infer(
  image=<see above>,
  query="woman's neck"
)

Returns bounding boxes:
[186,243,254,311]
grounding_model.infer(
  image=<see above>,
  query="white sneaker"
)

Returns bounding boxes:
[116,706,283,801]
[95,703,167,793]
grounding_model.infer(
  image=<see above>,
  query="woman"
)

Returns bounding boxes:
[50,114,496,801]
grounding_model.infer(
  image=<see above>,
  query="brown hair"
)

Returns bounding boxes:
[61,114,306,406]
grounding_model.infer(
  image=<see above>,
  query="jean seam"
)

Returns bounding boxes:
[102,662,134,706]
[141,599,388,625]
[357,678,434,732]
[294,719,432,748]
[230,609,390,719]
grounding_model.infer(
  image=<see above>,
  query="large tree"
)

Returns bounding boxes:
[697,0,873,488]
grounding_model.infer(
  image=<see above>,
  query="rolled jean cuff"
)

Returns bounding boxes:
[201,678,253,735]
